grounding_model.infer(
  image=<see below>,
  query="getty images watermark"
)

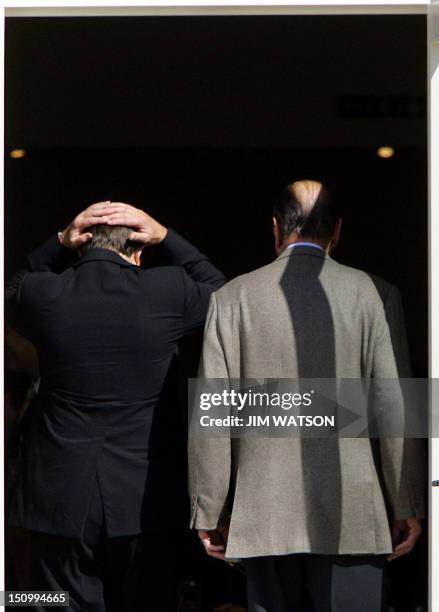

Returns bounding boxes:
[188,378,437,438]
[198,388,333,428]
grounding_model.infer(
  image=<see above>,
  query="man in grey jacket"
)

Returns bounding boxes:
[189,180,425,611]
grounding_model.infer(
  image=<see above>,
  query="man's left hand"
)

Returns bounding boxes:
[387,517,422,561]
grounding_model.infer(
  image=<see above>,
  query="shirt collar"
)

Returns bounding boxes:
[277,242,328,262]
[72,248,138,268]
[287,242,325,252]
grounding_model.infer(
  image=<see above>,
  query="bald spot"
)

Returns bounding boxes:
[288,180,325,216]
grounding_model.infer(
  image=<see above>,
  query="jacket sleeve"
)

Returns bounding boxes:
[372,287,426,520]
[6,234,76,335]
[157,229,226,333]
[188,293,232,530]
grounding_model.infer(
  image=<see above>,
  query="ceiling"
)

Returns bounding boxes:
[5,15,427,149]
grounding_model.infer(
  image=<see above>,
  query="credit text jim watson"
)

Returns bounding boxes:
[199,414,336,428]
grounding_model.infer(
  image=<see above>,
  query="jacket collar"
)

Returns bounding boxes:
[276,244,328,262]
[73,248,138,268]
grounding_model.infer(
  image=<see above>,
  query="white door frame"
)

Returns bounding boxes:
[0,2,437,610]
[428,2,439,612]
[0,0,431,16]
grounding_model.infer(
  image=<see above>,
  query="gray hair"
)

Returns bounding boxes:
[82,224,143,257]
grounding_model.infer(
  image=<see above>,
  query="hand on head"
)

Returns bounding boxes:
[59,201,167,250]
[104,202,168,245]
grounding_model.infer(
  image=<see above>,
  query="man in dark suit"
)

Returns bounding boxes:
[6,201,226,611]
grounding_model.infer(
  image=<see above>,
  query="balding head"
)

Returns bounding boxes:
[288,180,327,216]
[273,179,339,250]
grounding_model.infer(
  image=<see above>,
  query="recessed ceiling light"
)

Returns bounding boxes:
[10,149,27,159]
[377,146,394,159]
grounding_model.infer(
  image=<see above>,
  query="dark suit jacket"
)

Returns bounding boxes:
[6,229,226,537]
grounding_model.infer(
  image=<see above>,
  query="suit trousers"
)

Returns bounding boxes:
[27,480,178,612]
[245,553,386,612]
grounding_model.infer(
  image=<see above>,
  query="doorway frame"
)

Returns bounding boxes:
[0,1,437,610]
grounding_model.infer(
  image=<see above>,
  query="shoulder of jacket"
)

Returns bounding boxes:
[328,260,401,321]
[23,269,66,285]
[137,265,183,279]
[213,262,277,302]
[363,270,399,301]
[327,258,395,292]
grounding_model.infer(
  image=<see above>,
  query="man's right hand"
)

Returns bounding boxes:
[59,201,123,249]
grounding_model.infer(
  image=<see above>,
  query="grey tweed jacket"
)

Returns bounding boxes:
[188,245,426,559]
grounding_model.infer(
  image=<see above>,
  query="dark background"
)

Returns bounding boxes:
[5,15,428,376]
[5,14,428,610]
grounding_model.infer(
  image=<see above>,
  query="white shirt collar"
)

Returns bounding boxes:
[287,242,325,252]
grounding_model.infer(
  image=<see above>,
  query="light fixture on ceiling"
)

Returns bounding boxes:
[10,149,27,159]
[377,146,395,159]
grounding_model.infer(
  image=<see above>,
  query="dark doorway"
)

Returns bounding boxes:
[5,14,428,611]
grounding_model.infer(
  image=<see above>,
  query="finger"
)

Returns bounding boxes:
[389,543,414,560]
[394,542,413,555]
[86,205,123,217]
[387,532,417,561]
[83,204,125,218]
[77,215,110,229]
[206,549,226,560]
[86,201,112,211]
[90,202,130,211]
[105,211,134,220]
[387,549,405,561]
[206,544,225,552]
[128,232,145,242]
[106,213,138,226]
[394,536,417,554]
[108,202,137,210]
[86,200,111,210]
[76,233,93,245]
[95,205,135,217]
[97,206,128,214]
[200,540,225,553]
[388,547,412,561]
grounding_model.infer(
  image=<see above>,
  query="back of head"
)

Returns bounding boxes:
[82,224,143,257]
[273,180,338,242]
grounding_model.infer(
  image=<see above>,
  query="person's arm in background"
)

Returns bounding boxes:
[105,203,227,333]
[371,285,425,561]
[383,285,426,560]
[188,292,232,561]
